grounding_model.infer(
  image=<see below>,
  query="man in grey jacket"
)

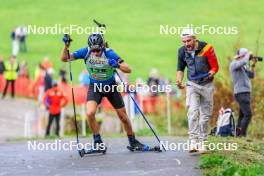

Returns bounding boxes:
[229,48,257,137]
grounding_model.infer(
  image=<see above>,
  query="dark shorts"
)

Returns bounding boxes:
[87,81,124,109]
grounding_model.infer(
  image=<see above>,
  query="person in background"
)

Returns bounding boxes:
[2,56,19,99]
[147,68,160,114]
[34,64,46,106]
[79,69,90,88]
[11,28,19,57]
[59,67,67,84]
[43,81,68,137]
[147,68,160,96]
[229,48,257,137]
[41,57,53,70]
[0,56,5,91]
[0,56,5,75]
[44,68,53,92]
[19,60,29,78]
[16,26,27,52]
[159,75,169,95]
[176,28,219,153]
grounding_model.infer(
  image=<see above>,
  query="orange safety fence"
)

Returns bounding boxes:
[0,75,181,114]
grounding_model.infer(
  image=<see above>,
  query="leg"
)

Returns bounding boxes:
[106,86,134,136]
[86,101,100,134]
[115,107,147,149]
[236,108,244,136]
[54,114,61,136]
[86,84,104,144]
[237,93,252,136]
[106,84,146,148]
[199,83,214,141]
[234,94,244,136]
[115,107,134,136]
[46,114,54,136]
[11,80,15,98]
[2,80,10,98]
[186,85,200,143]
[237,108,244,128]
[86,83,103,134]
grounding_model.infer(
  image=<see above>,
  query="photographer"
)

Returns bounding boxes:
[229,48,258,137]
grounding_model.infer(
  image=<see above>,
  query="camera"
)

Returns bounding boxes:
[250,55,263,62]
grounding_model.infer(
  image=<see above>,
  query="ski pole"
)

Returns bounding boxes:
[63,34,81,153]
[115,71,166,151]
[67,50,79,144]
[93,19,106,28]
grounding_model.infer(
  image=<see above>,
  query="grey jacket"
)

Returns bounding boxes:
[229,56,255,94]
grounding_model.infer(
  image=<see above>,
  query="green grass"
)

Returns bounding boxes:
[1,0,264,83]
[199,136,264,176]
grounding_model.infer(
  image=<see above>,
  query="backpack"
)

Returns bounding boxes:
[216,108,236,137]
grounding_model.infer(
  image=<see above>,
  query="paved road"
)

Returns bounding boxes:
[0,137,201,176]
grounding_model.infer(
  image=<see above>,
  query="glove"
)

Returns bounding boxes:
[62,34,72,47]
[108,59,120,68]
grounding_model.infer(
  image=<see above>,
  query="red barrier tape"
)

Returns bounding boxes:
[0,75,179,114]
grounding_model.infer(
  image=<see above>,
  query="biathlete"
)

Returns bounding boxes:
[61,33,148,152]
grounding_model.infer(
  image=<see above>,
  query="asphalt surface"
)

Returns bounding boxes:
[0,137,201,176]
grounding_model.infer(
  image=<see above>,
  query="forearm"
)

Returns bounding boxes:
[231,56,249,70]
[119,62,131,73]
[61,46,74,62]
[177,71,184,82]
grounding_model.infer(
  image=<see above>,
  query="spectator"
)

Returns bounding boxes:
[16,26,27,52]
[44,68,53,92]
[41,57,53,70]
[19,60,29,78]
[147,68,160,96]
[176,28,219,153]
[159,75,169,94]
[229,48,257,137]
[11,28,19,57]
[2,56,19,99]
[147,68,160,114]
[34,64,46,103]
[43,81,68,137]
[59,67,67,83]
[0,56,4,74]
[78,69,90,88]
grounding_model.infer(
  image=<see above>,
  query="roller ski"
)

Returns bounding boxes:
[127,137,162,152]
[79,140,107,157]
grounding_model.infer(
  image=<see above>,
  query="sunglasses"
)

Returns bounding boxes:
[91,49,102,53]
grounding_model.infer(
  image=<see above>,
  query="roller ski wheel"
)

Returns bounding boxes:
[78,147,107,157]
[127,145,162,152]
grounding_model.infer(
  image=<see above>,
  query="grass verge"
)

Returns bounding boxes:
[199,136,264,176]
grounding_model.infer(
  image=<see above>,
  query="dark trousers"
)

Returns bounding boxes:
[234,92,252,137]
[46,113,60,136]
[2,80,15,98]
